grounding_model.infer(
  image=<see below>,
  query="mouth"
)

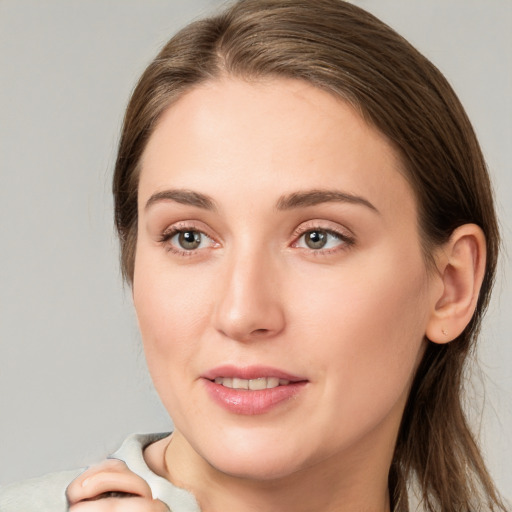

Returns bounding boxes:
[212,377,291,390]
[202,365,306,387]
[202,366,308,415]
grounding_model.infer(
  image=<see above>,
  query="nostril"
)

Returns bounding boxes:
[252,328,270,335]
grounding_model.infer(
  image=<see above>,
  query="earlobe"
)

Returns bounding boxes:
[425,224,486,344]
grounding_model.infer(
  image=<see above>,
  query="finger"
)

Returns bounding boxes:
[69,459,133,491]
[67,459,153,504]
[69,496,170,512]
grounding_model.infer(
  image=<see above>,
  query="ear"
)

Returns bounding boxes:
[425,224,486,344]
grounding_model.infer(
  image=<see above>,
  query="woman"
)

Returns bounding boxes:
[1,1,508,511]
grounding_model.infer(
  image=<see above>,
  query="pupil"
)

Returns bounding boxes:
[306,230,327,249]
[179,231,201,250]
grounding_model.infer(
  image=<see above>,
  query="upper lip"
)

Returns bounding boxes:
[201,365,306,382]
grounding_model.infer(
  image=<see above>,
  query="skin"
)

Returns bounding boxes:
[68,77,486,511]
[67,460,168,512]
[134,77,435,512]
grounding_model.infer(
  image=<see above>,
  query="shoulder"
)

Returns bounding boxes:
[0,433,171,512]
[0,468,84,512]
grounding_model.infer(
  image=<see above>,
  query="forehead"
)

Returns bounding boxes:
[138,77,415,219]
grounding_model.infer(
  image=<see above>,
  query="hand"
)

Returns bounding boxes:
[66,459,169,511]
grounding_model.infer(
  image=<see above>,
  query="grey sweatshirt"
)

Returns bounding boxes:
[0,433,200,512]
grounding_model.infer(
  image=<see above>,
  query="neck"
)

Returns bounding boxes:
[147,428,394,512]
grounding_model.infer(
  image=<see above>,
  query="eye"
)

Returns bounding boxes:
[174,230,205,250]
[303,230,331,249]
[294,228,352,251]
[160,227,216,253]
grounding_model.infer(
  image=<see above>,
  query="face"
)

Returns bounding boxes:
[134,78,434,481]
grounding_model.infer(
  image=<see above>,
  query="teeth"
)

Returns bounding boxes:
[267,377,279,388]
[249,377,267,390]
[232,378,248,390]
[214,377,290,390]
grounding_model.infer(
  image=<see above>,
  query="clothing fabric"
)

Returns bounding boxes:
[0,432,201,512]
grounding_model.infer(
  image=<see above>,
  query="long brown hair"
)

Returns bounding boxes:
[113,1,506,510]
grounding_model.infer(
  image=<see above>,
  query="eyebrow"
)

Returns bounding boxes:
[145,189,216,211]
[144,188,378,214]
[276,189,379,213]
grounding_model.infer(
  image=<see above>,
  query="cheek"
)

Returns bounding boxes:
[132,249,213,383]
[290,249,430,427]
[133,271,211,427]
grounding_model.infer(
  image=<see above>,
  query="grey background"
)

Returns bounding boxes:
[1,0,510,499]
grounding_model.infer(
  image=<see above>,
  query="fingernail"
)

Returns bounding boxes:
[82,477,89,488]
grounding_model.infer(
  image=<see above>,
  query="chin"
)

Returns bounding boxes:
[211,453,305,481]
[197,431,315,482]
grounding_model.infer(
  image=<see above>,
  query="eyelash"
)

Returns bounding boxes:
[158,223,355,256]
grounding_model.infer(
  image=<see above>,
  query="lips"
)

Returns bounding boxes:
[202,366,308,415]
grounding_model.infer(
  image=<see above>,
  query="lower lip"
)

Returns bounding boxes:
[203,379,307,415]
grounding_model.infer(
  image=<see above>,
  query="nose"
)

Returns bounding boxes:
[212,249,286,342]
